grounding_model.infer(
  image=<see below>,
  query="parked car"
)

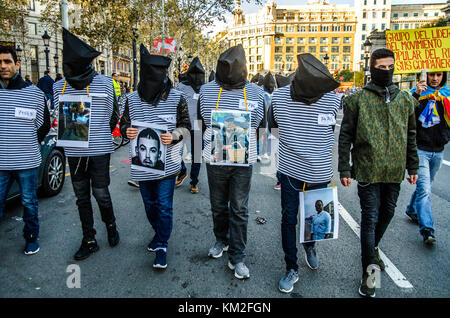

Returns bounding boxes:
[7,126,66,201]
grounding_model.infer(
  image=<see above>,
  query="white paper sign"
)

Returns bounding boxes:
[318,114,336,126]
[15,107,36,120]
[158,114,177,124]
[239,99,258,111]
[192,93,199,100]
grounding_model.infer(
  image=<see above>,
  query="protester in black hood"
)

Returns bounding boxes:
[137,44,172,106]
[275,74,291,88]
[215,44,248,90]
[62,28,101,90]
[208,70,216,82]
[251,73,261,84]
[290,53,339,105]
[179,72,187,83]
[182,57,205,93]
[263,72,276,94]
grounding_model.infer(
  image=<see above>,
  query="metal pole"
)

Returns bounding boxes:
[364,54,369,86]
[54,29,59,74]
[133,29,137,91]
[161,0,165,54]
[62,0,69,29]
[45,48,50,71]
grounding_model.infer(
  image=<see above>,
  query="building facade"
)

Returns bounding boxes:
[225,0,357,77]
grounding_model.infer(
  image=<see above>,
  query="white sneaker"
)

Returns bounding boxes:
[228,261,250,279]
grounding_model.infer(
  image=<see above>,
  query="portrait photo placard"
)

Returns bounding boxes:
[130,121,168,175]
[299,187,339,243]
[210,110,251,166]
[57,95,92,148]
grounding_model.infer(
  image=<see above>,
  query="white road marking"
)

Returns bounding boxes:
[338,203,414,289]
[443,160,450,167]
[336,123,341,127]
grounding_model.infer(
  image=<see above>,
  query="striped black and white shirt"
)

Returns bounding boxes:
[271,86,340,183]
[0,86,45,170]
[175,82,200,130]
[199,81,264,165]
[54,75,114,157]
[125,89,184,181]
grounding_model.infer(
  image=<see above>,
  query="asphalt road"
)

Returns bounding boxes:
[0,110,449,298]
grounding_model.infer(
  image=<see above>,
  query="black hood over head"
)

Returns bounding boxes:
[275,74,291,88]
[215,44,248,90]
[179,72,187,83]
[138,44,172,106]
[290,53,339,105]
[208,70,216,82]
[63,28,101,90]
[263,72,276,94]
[182,57,205,93]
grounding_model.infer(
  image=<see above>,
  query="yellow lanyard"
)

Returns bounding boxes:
[61,80,89,97]
[302,178,335,194]
[215,87,248,112]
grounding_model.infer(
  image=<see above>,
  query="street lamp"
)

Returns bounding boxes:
[42,30,51,72]
[363,38,372,86]
[16,45,23,75]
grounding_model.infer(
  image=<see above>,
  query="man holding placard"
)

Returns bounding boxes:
[54,28,120,261]
[119,44,191,269]
[198,45,264,280]
[405,71,450,244]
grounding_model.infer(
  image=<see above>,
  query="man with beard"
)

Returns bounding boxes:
[175,57,205,193]
[132,128,164,170]
[198,44,264,280]
[338,48,419,297]
[268,53,340,294]
[405,71,450,244]
[54,28,120,261]
[120,44,191,269]
[0,45,50,255]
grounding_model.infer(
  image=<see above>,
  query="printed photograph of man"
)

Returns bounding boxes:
[310,200,332,241]
[131,127,165,172]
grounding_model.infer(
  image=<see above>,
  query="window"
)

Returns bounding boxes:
[381,24,386,31]
[344,26,353,32]
[415,24,420,29]
[363,12,367,19]
[393,13,398,18]
[276,26,284,33]
[382,12,386,18]
[394,24,399,30]
[372,24,376,31]
[343,64,350,70]
[286,38,294,44]
[257,47,263,55]
[258,38,264,46]
[424,13,428,17]
[287,25,295,32]
[435,12,439,17]
[374,0,377,4]
[343,37,351,44]
[298,26,306,32]
[286,46,294,53]
[331,63,338,71]
[275,46,283,53]
[332,25,341,32]
[286,63,294,72]
[343,46,351,53]
[250,39,256,46]
[274,38,283,45]
[362,24,366,31]
[373,12,376,19]
[320,37,328,44]
[320,25,329,32]
[257,56,262,62]
[28,23,37,35]
[308,46,316,53]
[343,55,351,62]
[331,55,339,62]
[28,0,35,11]
[286,55,294,62]
[364,0,367,5]
[297,37,305,44]
[413,13,418,17]
[404,24,409,29]
[331,46,339,53]
[320,46,328,53]
[297,46,305,53]
[361,54,365,61]
[243,40,248,48]
[362,35,366,41]
[249,56,255,62]
[384,0,386,4]
[309,37,317,44]
[275,55,283,62]
[403,13,408,17]
[332,37,340,44]
[250,48,256,55]
[310,25,318,32]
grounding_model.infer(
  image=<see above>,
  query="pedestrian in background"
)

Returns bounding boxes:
[119,44,191,269]
[0,45,50,255]
[54,28,120,261]
[37,70,55,108]
[268,53,340,293]
[338,48,419,298]
[198,44,264,280]
[24,74,32,85]
[405,71,450,244]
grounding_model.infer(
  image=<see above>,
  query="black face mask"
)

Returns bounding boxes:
[370,66,394,87]
[215,45,248,90]
[183,57,205,93]
[62,28,101,90]
[137,44,172,105]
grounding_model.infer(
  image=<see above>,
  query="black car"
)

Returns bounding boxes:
[7,132,66,200]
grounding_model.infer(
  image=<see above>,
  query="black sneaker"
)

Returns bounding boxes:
[405,211,418,224]
[74,239,99,260]
[374,247,385,271]
[422,229,436,245]
[106,223,120,247]
[359,272,376,298]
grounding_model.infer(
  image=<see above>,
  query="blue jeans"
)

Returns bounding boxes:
[279,172,328,272]
[406,149,443,235]
[139,177,176,249]
[180,130,203,185]
[0,168,39,241]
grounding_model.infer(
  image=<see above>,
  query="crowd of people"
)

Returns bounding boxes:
[0,26,449,298]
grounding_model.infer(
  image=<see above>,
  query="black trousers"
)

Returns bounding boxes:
[357,182,400,272]
[68,154,116,239]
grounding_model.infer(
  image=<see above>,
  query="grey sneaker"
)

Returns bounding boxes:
[304,245,318,270]
[279,269,299,293]
[228,261,250,279]
[208,241,229,258]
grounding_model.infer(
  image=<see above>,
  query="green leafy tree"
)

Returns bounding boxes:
[0,0,29,40]
[422,17,447,28]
